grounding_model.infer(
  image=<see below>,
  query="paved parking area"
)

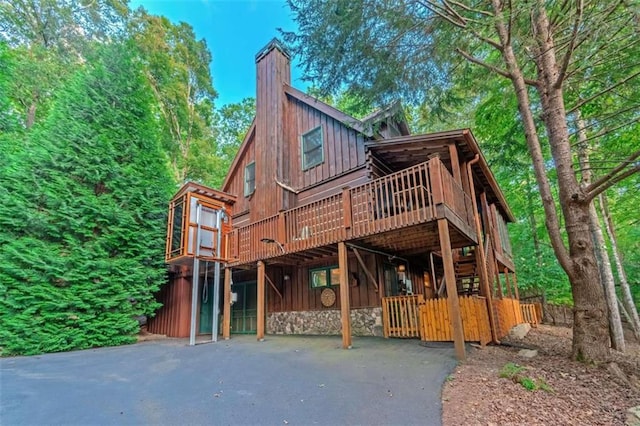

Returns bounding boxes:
[1,335,456,425]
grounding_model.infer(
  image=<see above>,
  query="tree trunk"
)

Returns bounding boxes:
[529,4,609,362]
[618,298,640,341]
[490,0,611,362]
[525,171,543,267]
[26,101,37,129]
[576,113,625,351]
[600,193,640,340]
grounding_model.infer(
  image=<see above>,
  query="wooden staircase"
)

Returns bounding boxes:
[454,251,480,295]
[432,248,481,297]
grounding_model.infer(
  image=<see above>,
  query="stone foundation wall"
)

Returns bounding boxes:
[267,307,383,337]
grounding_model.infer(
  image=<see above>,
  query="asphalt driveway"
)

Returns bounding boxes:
[1,335,456,425]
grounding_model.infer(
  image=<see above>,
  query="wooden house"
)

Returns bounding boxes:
[153,39,530,359]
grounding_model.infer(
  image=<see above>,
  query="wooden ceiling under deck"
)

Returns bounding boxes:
[354,220,475,258]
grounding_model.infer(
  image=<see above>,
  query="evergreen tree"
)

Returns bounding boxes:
[0,43,174,355]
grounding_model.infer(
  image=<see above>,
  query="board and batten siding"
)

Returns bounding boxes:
[266,252,382,313]
[224,132,256,219]
[287,96,367,191]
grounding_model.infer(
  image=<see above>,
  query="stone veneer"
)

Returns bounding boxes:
[267,307,383,337]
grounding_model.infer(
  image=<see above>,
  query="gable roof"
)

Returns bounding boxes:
[361,99,411,137]
[366,129,515,222]
[283,85,370,135]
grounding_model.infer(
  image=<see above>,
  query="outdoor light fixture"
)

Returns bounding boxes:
[260,238,285,253]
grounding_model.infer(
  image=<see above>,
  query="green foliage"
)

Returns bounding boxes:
[0,0,129,129]
[0,0,128,51]
[499,362,526,379]
[211,97,256,188]
[0,42,21,132]
[285,0,640,313]
[499,363,553,392]
[130,10,218,185]
[0,43,174,356]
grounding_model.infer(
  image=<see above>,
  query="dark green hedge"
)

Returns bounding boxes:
[0,44,174,355]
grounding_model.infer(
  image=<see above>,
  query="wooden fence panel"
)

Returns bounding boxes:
[382,295,424,338]
[418,296,491,344]
[493,298,524,337]
[520,303,541,327]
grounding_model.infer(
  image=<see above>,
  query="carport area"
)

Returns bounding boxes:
[1,336,456,425]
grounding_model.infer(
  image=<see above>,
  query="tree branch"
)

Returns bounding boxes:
[417,0,466,28]
[587,165,640,201]
[570,115,640,147]
[567,70,640,114]
[446,0,494,17]
[555,0,583,88]
[585,149,640,198]
[456,48,539,86]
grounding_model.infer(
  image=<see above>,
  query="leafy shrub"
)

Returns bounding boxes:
[0,44,174,356]
[499,362,554,393]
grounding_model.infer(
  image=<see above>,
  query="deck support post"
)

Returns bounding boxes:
[338,242,352,349]
[448,143,462,185]
[438,219,466,361]
[257,261,265,341]
[223,268,232,340]
[189,257,200,346]
[468,161,499,343]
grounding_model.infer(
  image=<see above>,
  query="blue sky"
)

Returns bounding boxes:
[130,0,308,107]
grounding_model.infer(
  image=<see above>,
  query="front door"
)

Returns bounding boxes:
[231,281,257,334]
[383,263,400,296]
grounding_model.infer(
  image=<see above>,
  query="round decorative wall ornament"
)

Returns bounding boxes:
[320,287,336,307]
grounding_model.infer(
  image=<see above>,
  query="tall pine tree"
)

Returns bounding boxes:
[0,43,174,355]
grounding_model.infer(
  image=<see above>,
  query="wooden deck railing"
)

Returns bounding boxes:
[351,161,436,236]
[381,294,425,338]
[285,193,346,251]
[228,157,475,265]
[419,296,492,345]
[229,216,280,264]
[438,164,475,226]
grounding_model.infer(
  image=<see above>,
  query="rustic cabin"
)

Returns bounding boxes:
[151,39,539,359]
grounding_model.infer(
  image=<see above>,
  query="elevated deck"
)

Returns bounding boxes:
[227,157,477,266]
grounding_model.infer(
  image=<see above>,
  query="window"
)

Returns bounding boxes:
[301,126,324,170]
[310,265,340,288]
[244,162,255,196]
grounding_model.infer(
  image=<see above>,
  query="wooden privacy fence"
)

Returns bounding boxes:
[520,302,542,327]
[419,296,492,345]
[382,295,425,338]
[493,298,524,338]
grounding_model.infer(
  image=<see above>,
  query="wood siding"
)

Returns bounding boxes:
[222,43,370,224]
[224,131,256,218]
[265,252,381,313]
[254,43,290,218]
[287,96,367,190]
[147,270,192,338]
